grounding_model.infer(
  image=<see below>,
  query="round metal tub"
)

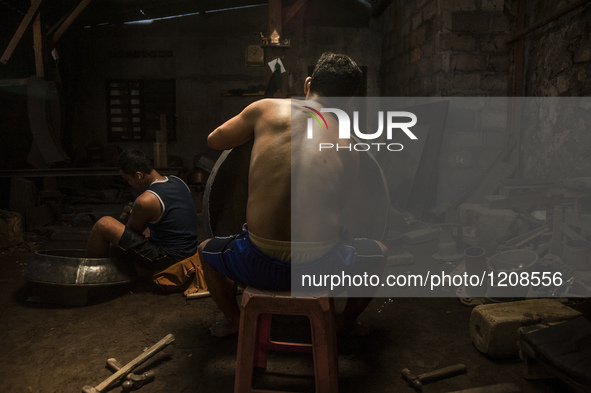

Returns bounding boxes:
[23,249,137,306]
[203,140,389,240]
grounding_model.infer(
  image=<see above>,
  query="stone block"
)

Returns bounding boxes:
[442,0,477,12]
[440,33,477,52]
[481,0,504,12]
[451,12,489,33]
[451,53,487,72]
[480,34,508,52]
[438,72,479,92]
[470,299,581,359]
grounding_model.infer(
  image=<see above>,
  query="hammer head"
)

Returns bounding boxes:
[81,386,98,393]
[401,368,422,390]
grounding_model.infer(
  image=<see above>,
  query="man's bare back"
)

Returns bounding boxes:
[207,98,358,243]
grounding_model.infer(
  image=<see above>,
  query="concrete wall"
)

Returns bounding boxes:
[63,4,381,172]
[519,0,591,181]
[377,0,511,208]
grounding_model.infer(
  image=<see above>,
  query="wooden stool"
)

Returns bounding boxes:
[234,286,338,393]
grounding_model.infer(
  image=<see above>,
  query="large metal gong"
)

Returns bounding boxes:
[202,140,389,241]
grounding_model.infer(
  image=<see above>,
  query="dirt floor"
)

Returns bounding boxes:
[0,205,589,393]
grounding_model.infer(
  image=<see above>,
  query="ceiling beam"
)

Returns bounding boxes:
[0,0,44,65]
[50,0,93,46]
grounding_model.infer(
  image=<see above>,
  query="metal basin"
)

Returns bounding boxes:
[23,249,137,286]
[22,249,137,306]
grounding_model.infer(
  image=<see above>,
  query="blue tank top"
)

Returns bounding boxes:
[146,175,199,259]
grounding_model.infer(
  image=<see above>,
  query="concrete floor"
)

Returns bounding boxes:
[0,206,588,393]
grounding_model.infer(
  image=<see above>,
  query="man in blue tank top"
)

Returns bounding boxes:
[86,149,199,273]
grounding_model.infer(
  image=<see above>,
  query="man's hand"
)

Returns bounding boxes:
[118,202,133,223]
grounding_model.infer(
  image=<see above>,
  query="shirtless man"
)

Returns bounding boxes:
[199,53,386,337]
[86,149,199,274]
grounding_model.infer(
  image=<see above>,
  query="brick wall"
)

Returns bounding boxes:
[379,0,510,97]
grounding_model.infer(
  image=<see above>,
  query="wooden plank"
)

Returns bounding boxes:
[505,225,549,246]
[0,0,44,64]
[513,227,550,248]
[484,192,565,209]
[0,78,29,87]
[32,12,44,77]
[284,0,307,26]
[50,0,93,45]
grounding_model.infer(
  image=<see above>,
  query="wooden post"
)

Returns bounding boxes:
[154,114,168,167]
[32,11,45,77]
[268,0,282,39]
[506,0,526,168]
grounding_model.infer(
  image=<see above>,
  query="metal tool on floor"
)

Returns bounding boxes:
[401,363,467,391]
[107,358,155,391]
[81,333,175,393]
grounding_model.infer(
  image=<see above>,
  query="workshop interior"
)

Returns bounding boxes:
[1,0,591,392]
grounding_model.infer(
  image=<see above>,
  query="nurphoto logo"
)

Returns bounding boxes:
[304,107,418,152]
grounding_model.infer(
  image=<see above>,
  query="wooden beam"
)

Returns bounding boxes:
[268,0,282,37]
[0,0,44,65]
[32,12,44,77]
[506,0,526,167]
[50,0,93,46]
[0,78,29,88]
[284,0,307,26]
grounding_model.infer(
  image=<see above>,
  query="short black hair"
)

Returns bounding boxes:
[117,149,153,175]
[309,52,362,97]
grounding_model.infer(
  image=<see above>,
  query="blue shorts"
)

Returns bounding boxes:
[201,229,383,291]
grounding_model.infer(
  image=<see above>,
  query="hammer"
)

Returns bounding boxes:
[401,363,467,391]
[107,358,155,391]
[82,333,175,393]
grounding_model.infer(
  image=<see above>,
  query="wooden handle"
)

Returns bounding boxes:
[94,334,175,391]
[419,363,466,383]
